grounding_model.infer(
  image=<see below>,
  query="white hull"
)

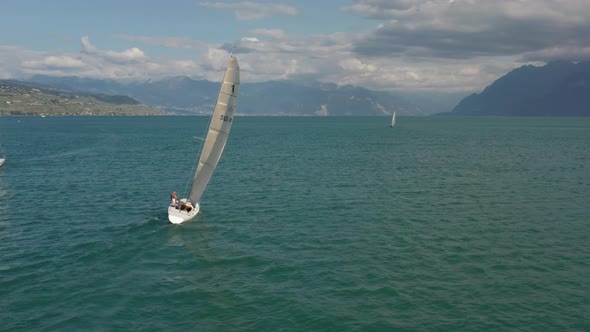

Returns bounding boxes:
[0,158,4,167]
[168,200,200,224]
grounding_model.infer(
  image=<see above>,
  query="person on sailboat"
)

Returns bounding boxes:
[170,191,178,207]
[181,202,192,212]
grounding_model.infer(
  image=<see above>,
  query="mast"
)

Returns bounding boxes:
[188,56,240,205]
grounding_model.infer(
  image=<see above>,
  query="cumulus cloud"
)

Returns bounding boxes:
[199,1,298,20]
[7,0,590,94]
[522,46,590,62]
[344,0,590,61]
[114,34,210,51]
[0,37,208,81]
[79,31,522,90]
[22,55,85,69]
[342,0,418,18]
[104,47,145,63]
[338,58,377,78]
[229,32,352,56]
[0,30,528,92]
[214,31,472,91]
[0,46,42,79]
[81,36,97,54]
[249,29,286,40]
[81,36,145,63]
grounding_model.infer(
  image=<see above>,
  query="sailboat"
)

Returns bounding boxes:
[0,145,5,167]
[168,55,240,224]
[389,112,396,128]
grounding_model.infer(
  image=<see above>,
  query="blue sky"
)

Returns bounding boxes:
[2,0,590,92]
[1,1,370,51]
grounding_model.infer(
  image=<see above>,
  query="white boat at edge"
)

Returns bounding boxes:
[390,111,396,127]
[0,145,5,167]
[168,55,240,224]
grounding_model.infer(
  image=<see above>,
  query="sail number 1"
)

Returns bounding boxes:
[219,114,233,123]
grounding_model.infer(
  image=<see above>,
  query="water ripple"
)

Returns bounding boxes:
[0,117,589,330]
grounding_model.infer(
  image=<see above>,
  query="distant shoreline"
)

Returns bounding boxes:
[2,114,590,118]
[0,113,172,117]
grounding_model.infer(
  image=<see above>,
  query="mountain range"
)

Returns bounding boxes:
[8,60,588,117]
[26,75,463,116]
[450,61,590,116]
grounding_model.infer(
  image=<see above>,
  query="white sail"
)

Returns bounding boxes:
[390,112,396,127]
[188,56,240,206]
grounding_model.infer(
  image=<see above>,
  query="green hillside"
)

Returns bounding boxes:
[0,80,164,116]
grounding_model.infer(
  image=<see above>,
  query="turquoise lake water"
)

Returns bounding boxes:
[0,116,589,331]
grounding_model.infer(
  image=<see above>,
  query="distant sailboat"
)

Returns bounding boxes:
[0,145,5,167]
[389,112,396,128]
[167,55,240,224]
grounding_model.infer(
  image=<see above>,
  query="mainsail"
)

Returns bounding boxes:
[188,56,240,206]
[390,112,396,127]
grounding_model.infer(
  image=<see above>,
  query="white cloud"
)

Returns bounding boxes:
[199,1,298,20]
[4,1,590,93]
[249,29,286,40]
[81,36,145,63]
[241,37,261,43]
[0,33,506,92]
[23,55,85,69]
[2,31,520,92]
[104,47,145,63]
[338,58,376,73]
[522,46,590,62]
[9,0,590,96]
[344,0,590,61]
[81,36,97,54]
[0,38,207,81]
[205,47,232,72]
[114,34,210,51]
[0,46,39,79]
